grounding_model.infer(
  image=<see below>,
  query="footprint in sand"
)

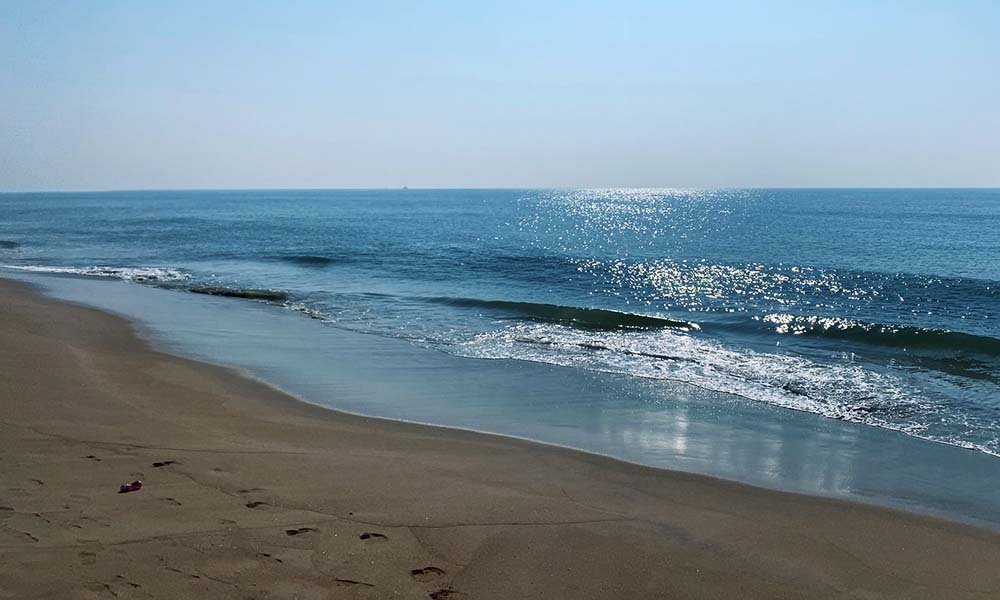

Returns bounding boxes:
[78,551,97,566]
[18,530,39,543]
[410,566,446,582]
[152,460,178,468]
[257,552,283,563]
[166,566,202,580]
[335,578,374,587]
[359,532,387,541]
[163,497,182,506]
[84,455,102,462]
[429,589,467,599]
[115,575,141,588]
[83,581,110,595]
[285,527,317,536]
[245,501,268,509]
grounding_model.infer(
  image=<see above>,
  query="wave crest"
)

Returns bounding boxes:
[269,255,339,267]
[759,313,1000,356]
[425,297,699,331]
[189,286,289,301]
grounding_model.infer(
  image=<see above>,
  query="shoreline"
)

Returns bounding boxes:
[2,277,999,598]
[17,268,1000,530]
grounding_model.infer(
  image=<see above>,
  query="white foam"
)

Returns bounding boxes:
[284,301,326,320]
[2,264,190,283]
[452,322,1000,456]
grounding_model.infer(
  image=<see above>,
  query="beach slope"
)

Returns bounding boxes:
[1,278,998,599]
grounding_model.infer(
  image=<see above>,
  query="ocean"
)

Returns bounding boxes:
[3,188,999,523]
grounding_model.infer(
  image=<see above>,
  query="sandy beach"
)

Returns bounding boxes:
[1,277,999,599]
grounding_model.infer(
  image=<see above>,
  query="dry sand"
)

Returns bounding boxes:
[1,277,999,599]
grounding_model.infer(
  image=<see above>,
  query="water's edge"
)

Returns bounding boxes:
[7,270,1000,531]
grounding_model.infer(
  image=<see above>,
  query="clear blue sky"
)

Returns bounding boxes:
[2,1,998,190]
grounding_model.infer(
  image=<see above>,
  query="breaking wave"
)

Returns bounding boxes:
[1,264,292,303]
[758,313,1000,356]
[423,297,699,331]
[1,264,189,283]
[454,322,1000,457]
[188,286,290,301]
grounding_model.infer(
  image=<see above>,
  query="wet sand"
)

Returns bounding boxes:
[1,277,999,599]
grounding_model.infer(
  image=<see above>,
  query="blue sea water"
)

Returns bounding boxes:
[2,188,999,520]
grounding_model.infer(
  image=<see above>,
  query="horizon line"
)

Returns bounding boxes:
[4,185,1000,195]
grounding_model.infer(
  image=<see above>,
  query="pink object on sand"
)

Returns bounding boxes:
[118,480,142,493]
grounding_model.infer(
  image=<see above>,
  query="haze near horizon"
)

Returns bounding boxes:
[2,1,998,191]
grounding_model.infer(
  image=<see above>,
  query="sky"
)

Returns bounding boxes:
[1,1,999,191]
